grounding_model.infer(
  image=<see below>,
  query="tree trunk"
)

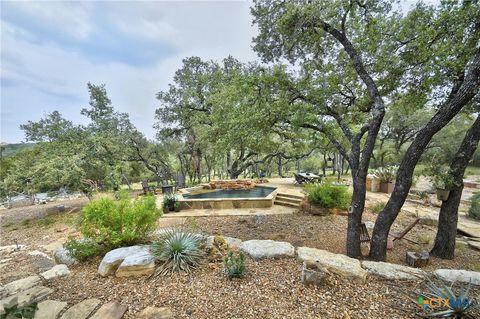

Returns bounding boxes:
[347,169,367,258]
[370,51,480,261]
[278,155,283,177]
[431,115,480,259]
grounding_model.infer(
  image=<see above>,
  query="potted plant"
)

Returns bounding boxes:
[424,158,455,201]
[374,166,397,194]
[162,193,177,213]
[173,201,181,212]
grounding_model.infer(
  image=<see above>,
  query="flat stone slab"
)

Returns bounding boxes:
[98,245,152,277]
[40,264,70,280]
[34,300,68,319]
[206,236,242,249]
[0,275,42,298]
[90,301,128,319]
[0,244,26,254]
[239,240,295,259]
[468,240,480,250]
[60,298,101,319]
[0,286,53,313]
[457,220,480,238]
[137,306,173,319]
[297,247,367,283]
[433,269,480,285]
[362,261,426,281]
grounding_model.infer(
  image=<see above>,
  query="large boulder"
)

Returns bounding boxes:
[362,261,426,281]
[98,245,155,277]
[433,269,480,285]
[239,240,295,260]
[0,276,41,298]
[297,247,367,283]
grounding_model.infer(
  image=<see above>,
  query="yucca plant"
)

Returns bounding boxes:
[223,251,246,279]
[150,229,205,276]
[419,279,476,318]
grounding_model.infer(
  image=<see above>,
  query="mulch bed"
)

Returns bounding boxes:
[1,206,480,318]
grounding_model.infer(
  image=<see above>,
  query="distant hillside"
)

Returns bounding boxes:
[0,142,36,157]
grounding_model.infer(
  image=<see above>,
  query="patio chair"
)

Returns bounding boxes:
[294,173,306,185]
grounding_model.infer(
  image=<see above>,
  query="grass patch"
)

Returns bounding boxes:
[38,217,56,227]
[2,222,14,228]
[469,262,480,272]
[370,202,386,214]
[21,219,32,227]
[417,234,431,245]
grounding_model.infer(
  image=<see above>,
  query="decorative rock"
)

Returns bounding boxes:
[34,300,68,319]
[297,247,367,283]
[54,247,78,266]
[28,251,53,260]
[0,244,26,254]
[433,269,480,285]
[254,213,266,225]
[98,245,155,277]
[239,240,295,260]
[301,262,328,286]
[137,306,174,319]
[98,245,148,276]
[0,275,41,298]
[115,250,155,277]
[206,236,242,249]
[90,301,128,319]
[405,251,429,268]
[364,221,375,230]
[40,264,70,280]
[362,260,426,281]
[59,299,101,319]
[0,286,53,313]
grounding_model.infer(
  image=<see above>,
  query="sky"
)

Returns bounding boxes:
[1,1,258,143]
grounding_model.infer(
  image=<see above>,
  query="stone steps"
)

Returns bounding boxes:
[274,193,304,208]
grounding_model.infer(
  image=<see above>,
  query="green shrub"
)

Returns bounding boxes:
[2,302,38,319]
[80,191,161,248]
[150,229,205,276]
[370,201,386,214]
[305,183,352,210]
[223,251,246,279]
[63,237,105,262]
[468,192,480,221]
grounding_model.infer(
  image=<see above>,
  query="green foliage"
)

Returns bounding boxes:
[468,193,480,221]
[1,301,38,319]
[417,234,431,245]
[63,237,105,262]
[80,191,160,248]
[373,166,398,183]
[418,279,475,318]
[150,229,205,276]
[370,202,386,214]
[423,157,455,190]
[305,183,352,210]
[223,251,246,279]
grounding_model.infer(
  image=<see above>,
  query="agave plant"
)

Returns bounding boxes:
[150,229,205,276]
[223,251,246,279]
[419,279,476,318]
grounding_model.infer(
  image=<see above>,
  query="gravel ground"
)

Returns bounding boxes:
[1,201,480,318]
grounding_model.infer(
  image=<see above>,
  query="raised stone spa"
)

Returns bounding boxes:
[178,180,277,209]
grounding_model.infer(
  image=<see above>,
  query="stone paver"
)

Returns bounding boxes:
[0,275,42,298]
[137,306,173,319]
[34,300,68,319]
[468,240,480,250]
[60,298,100,319]
[0,286,53,313]
[90,301,127,319]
